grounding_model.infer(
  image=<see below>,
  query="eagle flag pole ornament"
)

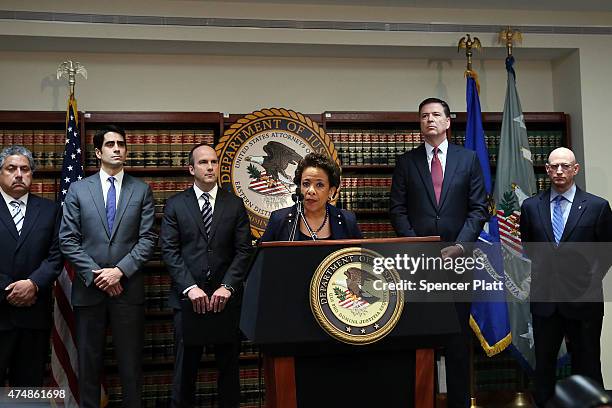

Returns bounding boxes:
[498,26,522,57]
[57,60,88,97]
[458,34,482,93]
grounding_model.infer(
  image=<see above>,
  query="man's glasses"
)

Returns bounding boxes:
[546,162,575,172]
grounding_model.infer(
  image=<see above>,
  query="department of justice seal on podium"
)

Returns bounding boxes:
[216,108,337,238]
[310,247,404,345]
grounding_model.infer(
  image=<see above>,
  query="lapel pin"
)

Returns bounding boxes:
[578,206,582,210]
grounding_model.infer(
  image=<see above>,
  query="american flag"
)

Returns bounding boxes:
[50,94,83,407]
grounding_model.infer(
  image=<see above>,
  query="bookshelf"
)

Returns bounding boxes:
[0,109,571,406]
[0,111,84,201]
[323,110,571,396]
[80,111,262,408]
[323,111,570,240]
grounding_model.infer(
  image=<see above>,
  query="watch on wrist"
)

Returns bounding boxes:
[221,283,235,294]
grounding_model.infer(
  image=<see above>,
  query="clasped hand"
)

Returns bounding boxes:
[5,279,38,306]
[93,267,124,297]
[188,286,232,314]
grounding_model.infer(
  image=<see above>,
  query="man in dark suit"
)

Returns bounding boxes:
[160,144,252,408]
[60,125,157,408]
[390,97,488,408]
[520,147,612,407]
[0,145,63,386]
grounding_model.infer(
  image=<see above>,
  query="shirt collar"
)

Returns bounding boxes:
[99,168,124,185]
[0,187,28,208]
[424,138,448,156]
[193,183,218,201]
[551,183,576,203]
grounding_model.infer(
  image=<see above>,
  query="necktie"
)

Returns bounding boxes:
[431,147,443,204]
[552,195,565,245]
[106,176,117,232]
[9,200,24,235]
[201,192,213,237]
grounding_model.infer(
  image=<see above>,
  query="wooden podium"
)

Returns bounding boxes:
[240,237,461,408]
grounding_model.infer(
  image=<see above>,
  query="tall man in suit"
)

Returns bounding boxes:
[161,144,252,408]
[520,147,612,407]
[60,125,157,408]
[390,98,488,408]
[0,145,63,386]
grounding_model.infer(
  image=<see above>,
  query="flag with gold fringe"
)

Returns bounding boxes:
[464,72,513,356]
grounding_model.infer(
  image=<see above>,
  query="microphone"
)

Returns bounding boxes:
[291,191,304,203]
[289,190,304,241]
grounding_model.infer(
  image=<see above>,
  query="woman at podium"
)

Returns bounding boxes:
[261,152,362,241]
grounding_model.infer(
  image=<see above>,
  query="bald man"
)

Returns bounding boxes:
[520,147,612,407]
[160,144,252,408]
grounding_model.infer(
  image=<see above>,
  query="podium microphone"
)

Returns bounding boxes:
[291,191,304,203]
[289,190,304,241]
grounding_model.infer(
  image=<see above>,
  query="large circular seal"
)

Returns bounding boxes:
[310,247,405,345]
[216,108,337,238]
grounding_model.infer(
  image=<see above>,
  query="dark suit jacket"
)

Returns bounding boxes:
[59,173,157,306]
[520,186,612,318]
[260,204,363,242]
[389,143,488,243]
[0,194,63,330]
[160,186,253,311]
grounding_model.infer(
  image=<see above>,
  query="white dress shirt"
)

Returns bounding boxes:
[99,168,124,208]
[193,183,218,214]
[1,187,28,218]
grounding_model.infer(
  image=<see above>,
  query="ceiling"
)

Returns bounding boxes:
[182,0,612,12]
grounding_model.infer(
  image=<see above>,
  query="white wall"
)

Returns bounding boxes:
[0,51,554,113]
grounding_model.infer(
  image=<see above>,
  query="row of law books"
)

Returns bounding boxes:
[326,128,564,168]
[85,129,215,168]
[144,272,171,313]
[336,176,392,212]
[144,322,174,363]
[358,221,396,239]
[537,175,553,192]
[139,177,194,215]
[106,366,262,408]
[26,178,59,201]
[105,322,260,366]
[328,129,420,166]
[452,130,564,166]
[0,130,67,169]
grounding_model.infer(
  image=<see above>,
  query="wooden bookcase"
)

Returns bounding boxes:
[323,111,570,240]
[80,112,262,408]
[0,109,571,406]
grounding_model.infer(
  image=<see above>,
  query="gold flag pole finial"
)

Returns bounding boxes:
[57,60,88,96]
[458,33,482,77]
[498,26,522,57]
[458,34,482,90]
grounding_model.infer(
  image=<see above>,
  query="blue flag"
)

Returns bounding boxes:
[464,75,512,356]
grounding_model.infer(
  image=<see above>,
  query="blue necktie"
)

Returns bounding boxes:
[552,195,565,245]
[201,192,212,237]
[106,176,117,232]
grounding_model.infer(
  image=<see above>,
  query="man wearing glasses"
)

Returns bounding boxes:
[520,147,612,407]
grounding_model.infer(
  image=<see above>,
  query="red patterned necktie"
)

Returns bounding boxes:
[431,147,443,204]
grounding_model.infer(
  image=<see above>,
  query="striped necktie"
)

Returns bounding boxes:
[552,195,565,245]
[9,200,24,235]
[201,192,213,237]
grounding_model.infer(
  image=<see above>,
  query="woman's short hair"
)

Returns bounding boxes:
[293,152,341,189]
